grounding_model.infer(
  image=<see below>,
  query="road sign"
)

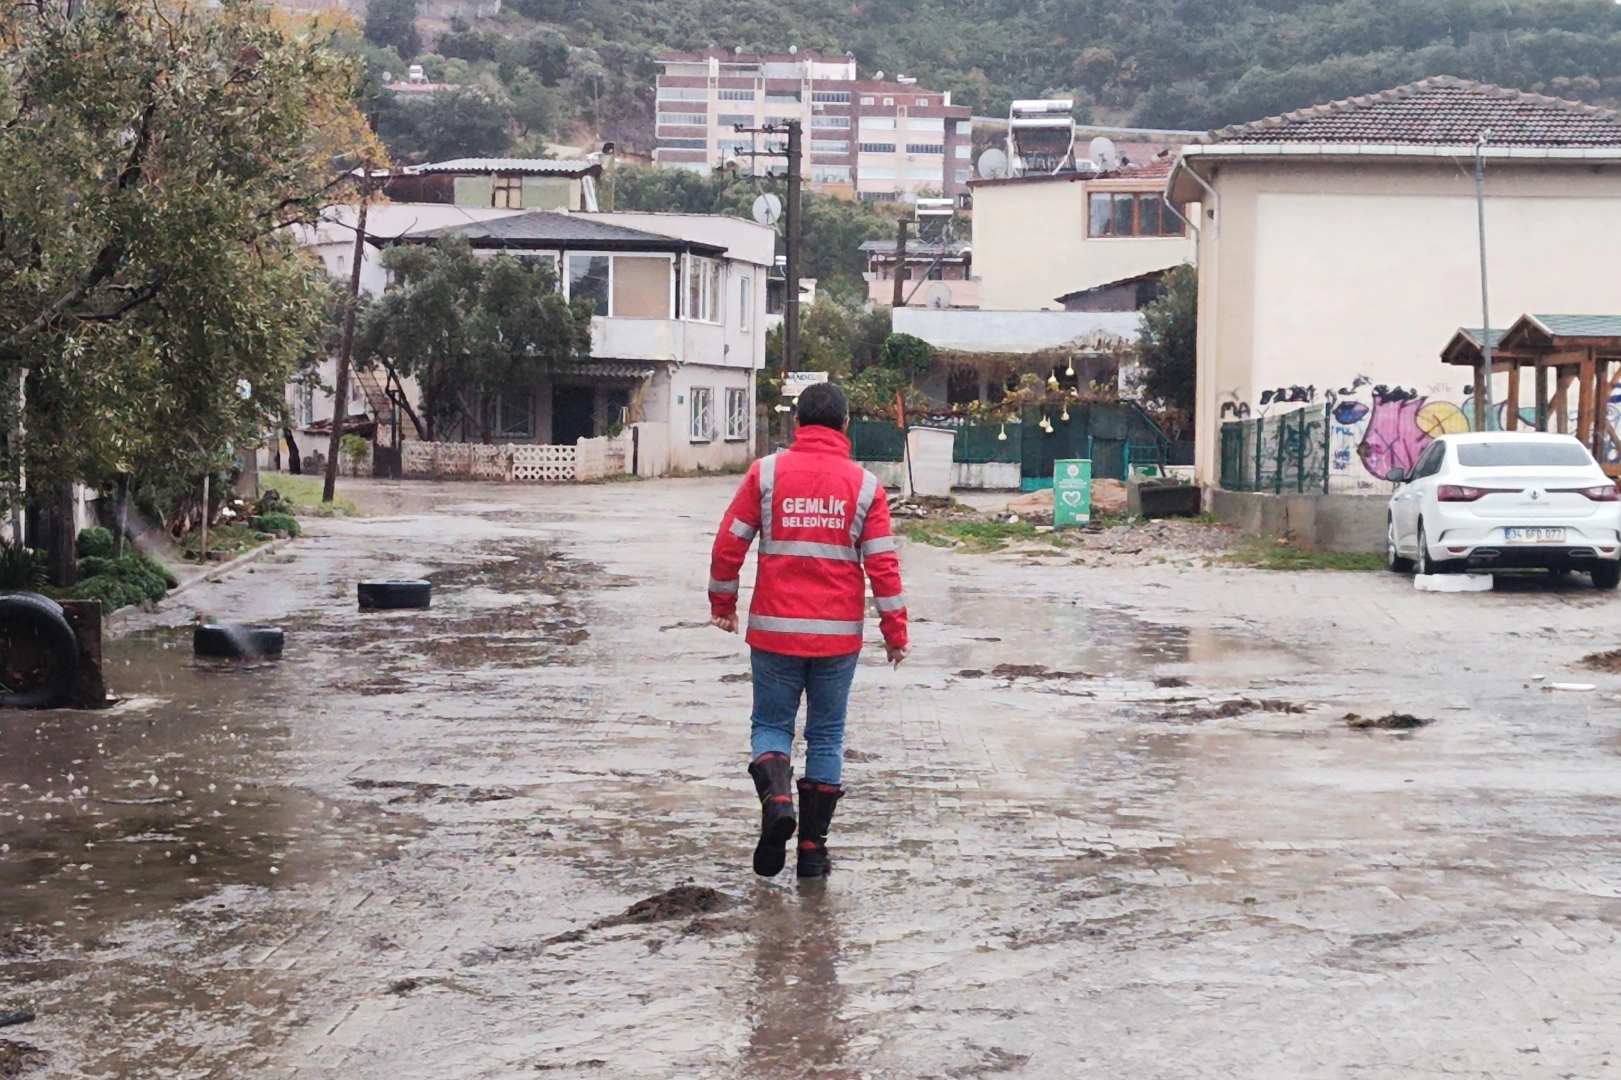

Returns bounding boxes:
[781,371,829,399]
[1053,459,1092,527]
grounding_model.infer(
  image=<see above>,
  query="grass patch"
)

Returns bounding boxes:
[1224,536,1386,572]
[263,474,360,517]
[896,519,1064,553]
[179,522,276,564]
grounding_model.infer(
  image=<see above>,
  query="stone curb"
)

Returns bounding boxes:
[105,536,300,631]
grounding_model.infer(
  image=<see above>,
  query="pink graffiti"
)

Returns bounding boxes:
[1357,392,1430,481]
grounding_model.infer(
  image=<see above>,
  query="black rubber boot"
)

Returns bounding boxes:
[795,779,843,879]
[748,752,797,877]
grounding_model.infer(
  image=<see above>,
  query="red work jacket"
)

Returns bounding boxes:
[709,425,908,658]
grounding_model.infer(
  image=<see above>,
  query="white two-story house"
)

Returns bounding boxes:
[391,209,772,473]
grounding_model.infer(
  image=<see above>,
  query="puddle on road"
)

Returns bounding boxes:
[284,542,595,678]
[0,630,401,949]
[0,537,594,952]
[937,593,1282,679]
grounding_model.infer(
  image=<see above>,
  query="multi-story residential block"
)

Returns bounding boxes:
[654,49,972,203]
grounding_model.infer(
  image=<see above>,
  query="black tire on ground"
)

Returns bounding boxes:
[0,592,80,709]
[358,579,432,611]
[193,624,285,660]
[1592,562,1621,590]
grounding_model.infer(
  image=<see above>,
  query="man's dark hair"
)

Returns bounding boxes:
[795,381,848,430]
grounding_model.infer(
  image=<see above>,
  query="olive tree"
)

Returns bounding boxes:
[0,0,380,577]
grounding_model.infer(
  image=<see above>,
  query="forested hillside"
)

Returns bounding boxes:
[511,0,1621,128]
[354,0,1621,164]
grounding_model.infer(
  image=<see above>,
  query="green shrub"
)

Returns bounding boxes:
[70,550,176,611]
[252,512,300,537]
[77,555,115,578]
[0,544,46,590]
[341,433,370,468]
[77,526,116,559]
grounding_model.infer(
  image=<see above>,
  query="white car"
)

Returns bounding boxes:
[1386,431,1621,588]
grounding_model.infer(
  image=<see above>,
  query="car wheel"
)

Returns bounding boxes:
[1415,522,1440,576]
[358,579,432,611]
[194,624,285,660]
[0,592,80,709]
[1387,516,1413,573]
[1592,562,1621,590]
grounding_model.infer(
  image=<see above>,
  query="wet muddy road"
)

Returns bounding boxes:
[7,477,1621,1078]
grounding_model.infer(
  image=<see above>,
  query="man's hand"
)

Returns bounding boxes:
[711,614,738,634]
[886,643,911,669]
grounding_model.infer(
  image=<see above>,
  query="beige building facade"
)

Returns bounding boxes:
[1167,78,1621,490]
[970,160,1195,311]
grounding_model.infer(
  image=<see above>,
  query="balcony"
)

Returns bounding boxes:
[590,317,729,365]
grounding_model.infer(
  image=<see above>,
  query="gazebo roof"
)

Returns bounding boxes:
[1440,326,1517,367]
[1500,313,1621,350]
[1443,315,1621,366]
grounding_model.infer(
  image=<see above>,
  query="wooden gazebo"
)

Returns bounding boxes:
[1441,314,1621,476]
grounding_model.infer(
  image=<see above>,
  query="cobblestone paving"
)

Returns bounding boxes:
[7,477,1621,1079]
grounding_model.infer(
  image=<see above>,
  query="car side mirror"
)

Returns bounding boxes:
[1388,467,1407,484]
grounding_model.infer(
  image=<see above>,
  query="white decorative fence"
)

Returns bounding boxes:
[400,435,641,483]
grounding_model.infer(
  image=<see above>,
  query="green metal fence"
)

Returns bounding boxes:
[849,406,1167,487]
[847,419,1020,465]
[848,419,908,461]
[1219,405,1331,493]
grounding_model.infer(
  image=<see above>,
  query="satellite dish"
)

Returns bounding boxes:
[789,44,798,54]
[976,148,1009,180]
[874,70,884,80]
[1088,136,1118,170]
[925,283,953,309]
[752,193,783,225]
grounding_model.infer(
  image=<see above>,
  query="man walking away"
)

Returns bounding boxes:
[708,383,909,879]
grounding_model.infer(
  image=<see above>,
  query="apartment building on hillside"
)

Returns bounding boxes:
[654,49,973,204]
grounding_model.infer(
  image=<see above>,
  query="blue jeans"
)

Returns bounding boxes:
[749,648,859,785]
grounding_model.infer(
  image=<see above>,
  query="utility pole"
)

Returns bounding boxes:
[891,219,909,309]
[324,169,370,504]
[784,119,802,375]
[1474,132,1494,431]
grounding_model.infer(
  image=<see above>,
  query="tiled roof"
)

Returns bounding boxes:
[1525,314,1621,338]
[403,211,724,253]
[1459,328,1506,349]
[1114,154,1176,179]
[408,158,599,175]
[1211,77,1621,147]
[1055,267,1171,304]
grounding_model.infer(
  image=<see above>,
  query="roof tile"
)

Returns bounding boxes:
[1211,77,1621,147]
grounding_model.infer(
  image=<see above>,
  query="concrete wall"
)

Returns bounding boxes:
[855,460,1021,491]
[892,308,1141,352]
[1185,159,1621,488]
[665,362,755,473]
[1208,489,1388,554]
[971,176,1195,311]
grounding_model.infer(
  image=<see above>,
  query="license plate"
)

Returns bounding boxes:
[1504,527,1566,543]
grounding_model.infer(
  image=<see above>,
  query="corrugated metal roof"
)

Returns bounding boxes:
[858,239,971,255]
[402,211,725,254]
[1211,77,1621,148]
[409,158,600,176]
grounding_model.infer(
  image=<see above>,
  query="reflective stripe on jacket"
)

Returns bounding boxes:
[709,424,908,658]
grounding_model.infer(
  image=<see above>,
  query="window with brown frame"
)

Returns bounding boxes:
[493,175,523,209]
[1088,192,1185,238]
